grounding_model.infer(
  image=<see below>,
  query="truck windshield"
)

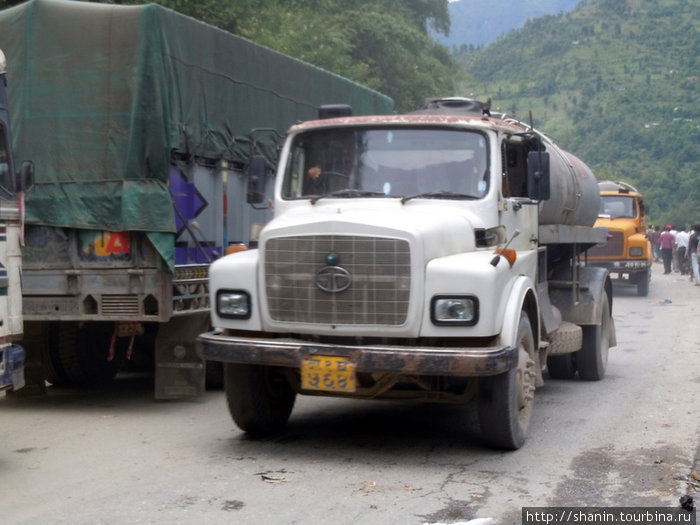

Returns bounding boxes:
[281,127,489,200]
[599,196,637,218]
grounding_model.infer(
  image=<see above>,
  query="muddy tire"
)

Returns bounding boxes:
[478,312,536,450]
[547,354,577,379]
[576,292,611,381]
[205,361,224,389]
[47,322,80,386]
[224,364,296,436]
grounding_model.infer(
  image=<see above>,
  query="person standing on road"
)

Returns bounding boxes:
[689,224,700,286]
[675,225,690,275]
[669,225,679,272]
[659,225,675,274]
[649,225,661,262]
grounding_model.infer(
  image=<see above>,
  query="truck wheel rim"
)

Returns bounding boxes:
[516,346,536,424]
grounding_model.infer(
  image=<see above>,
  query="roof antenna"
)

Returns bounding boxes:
[483,98,492,116]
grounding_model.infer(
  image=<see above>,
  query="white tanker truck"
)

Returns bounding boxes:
[198,98,615,449]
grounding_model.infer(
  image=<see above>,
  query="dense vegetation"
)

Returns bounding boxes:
[93,0,699,226]
[3,0,695,226]
[458,0,699,227]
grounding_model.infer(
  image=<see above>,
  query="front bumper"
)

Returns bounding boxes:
[198,331,517,377]
[588,260,650,277]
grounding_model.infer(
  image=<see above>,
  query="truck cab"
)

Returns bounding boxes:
[199,98,614,449]
[586,181,653,296]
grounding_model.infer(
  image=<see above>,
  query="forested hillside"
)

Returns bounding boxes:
[458,0,699,226]
[3,0,695,225]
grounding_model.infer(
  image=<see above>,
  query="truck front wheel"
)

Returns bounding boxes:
[478,312,536,450]
[224,364,296,436]
[636,270,650,297]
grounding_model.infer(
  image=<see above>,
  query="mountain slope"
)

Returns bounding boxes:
[437,0,580,49]
[459,0,699,226]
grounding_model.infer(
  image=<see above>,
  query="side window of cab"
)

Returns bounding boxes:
[502,142,527,198]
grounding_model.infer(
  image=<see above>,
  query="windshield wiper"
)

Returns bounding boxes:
[310,189,386,204]
[400,191,479,204]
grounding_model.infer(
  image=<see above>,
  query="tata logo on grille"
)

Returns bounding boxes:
[315,266,352,293]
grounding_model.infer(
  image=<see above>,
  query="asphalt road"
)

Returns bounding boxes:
[1,262,698,525]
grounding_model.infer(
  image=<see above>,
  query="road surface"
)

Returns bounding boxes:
[1,262,698,524]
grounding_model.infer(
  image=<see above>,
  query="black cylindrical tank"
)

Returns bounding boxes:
[537,139,600,227]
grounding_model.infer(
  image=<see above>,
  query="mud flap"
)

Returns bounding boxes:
[154,312,208,399]
[0,345,26,391]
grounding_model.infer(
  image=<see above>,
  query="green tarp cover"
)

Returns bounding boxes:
[0,0,393,268]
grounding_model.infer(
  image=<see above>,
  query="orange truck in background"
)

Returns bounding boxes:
[586,181,653,296]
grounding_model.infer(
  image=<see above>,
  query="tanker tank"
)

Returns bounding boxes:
[536,138,600,228]
[413,97,601,229]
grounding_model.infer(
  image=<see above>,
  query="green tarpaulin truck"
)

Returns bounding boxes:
[0,0,392,396]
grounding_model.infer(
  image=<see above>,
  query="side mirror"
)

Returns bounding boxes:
[527,150,550,200]
[246,155,267,204]
[18,160,34,193]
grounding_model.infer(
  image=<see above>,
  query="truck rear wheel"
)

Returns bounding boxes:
[224,364,296,436]
[547,354,576,379]
[576,292,611,381]
[478,312,536,450]
[48,322,125,388]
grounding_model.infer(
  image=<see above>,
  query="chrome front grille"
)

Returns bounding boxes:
[265,235,411,326]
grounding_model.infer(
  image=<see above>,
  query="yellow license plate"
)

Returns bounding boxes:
[301,355,356,393]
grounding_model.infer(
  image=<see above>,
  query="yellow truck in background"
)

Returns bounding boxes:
[586,181,653,296]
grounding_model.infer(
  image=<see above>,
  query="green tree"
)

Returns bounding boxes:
[459,0,699,227]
